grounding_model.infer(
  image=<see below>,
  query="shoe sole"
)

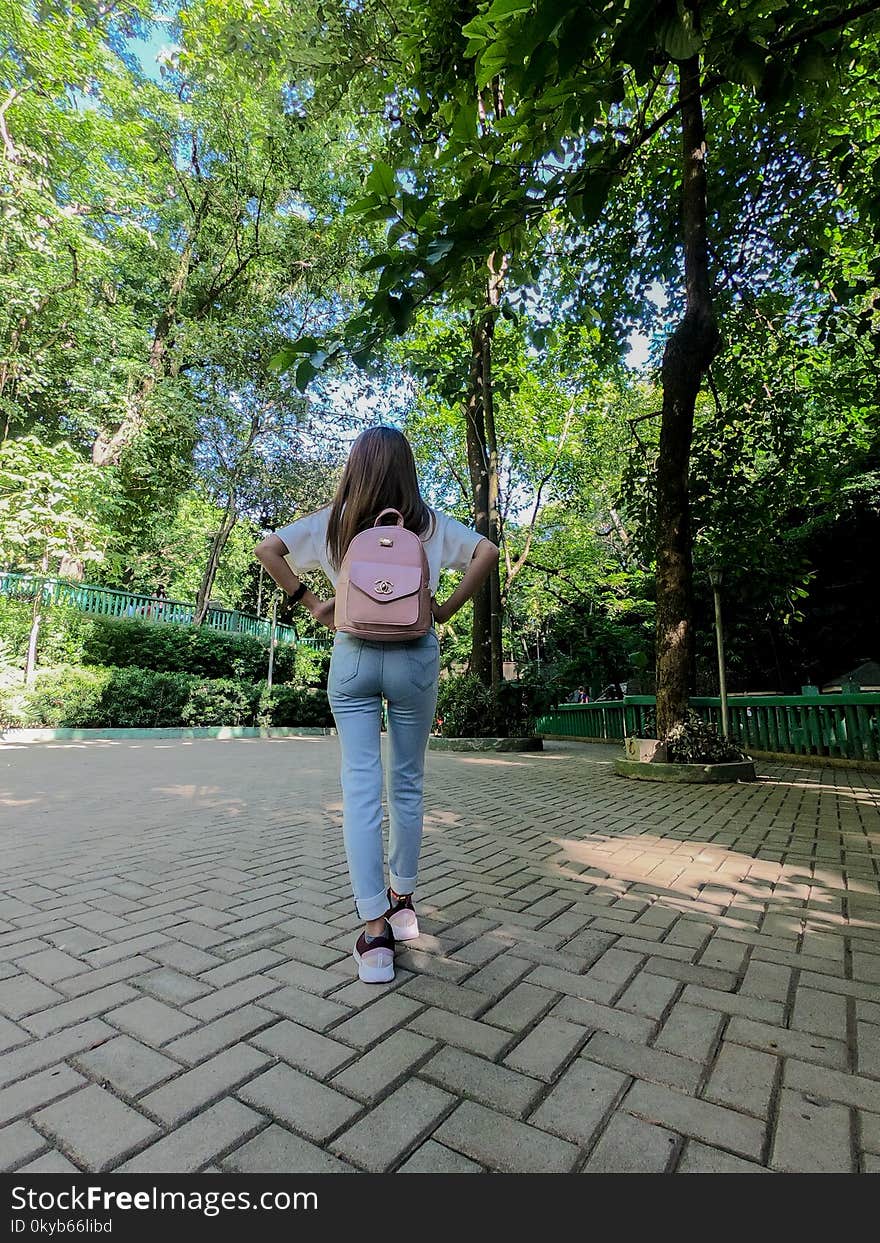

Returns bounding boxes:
[387,911,419,941]
[352,947,395,983]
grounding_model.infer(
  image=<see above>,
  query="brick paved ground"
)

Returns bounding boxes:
[0,735,878,1174]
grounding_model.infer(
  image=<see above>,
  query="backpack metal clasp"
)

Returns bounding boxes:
[374,579,394,594]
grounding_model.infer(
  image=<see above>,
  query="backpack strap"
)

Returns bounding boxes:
[372,508,405,527]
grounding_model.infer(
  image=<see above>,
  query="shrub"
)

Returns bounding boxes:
[436,674,538,738]
[0,597,321,684]
[14,666,113,727]
[259,685,334,728]
[180,679,261,727]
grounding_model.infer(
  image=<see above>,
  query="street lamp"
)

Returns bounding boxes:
[708,565,729,738]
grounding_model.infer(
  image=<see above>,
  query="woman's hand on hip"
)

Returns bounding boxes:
[431,596,451,625]
[310,598,336,630]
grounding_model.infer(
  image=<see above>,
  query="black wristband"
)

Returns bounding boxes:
[288,582,308,605]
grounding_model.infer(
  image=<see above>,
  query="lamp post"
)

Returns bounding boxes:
[708,565,729,738]
[267,595,277,690]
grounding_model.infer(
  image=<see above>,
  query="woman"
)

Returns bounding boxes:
[255,427,498,982]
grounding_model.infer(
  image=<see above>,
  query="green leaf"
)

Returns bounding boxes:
[295,359,317,391]
[486,0,533,20]
[364,160,397,200]
[658,13,702,61]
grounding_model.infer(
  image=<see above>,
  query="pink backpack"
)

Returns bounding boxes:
[334,508,433,640]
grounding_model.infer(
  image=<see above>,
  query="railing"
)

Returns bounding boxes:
[536,693,880,763]
[0,572,333,652]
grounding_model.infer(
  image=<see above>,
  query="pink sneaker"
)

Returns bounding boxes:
[353,923,395,983]
[386,888,419,941]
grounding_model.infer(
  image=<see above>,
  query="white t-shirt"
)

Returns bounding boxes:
[275,506,485,594]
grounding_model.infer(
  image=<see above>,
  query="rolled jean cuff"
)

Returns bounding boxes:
[390,872,417,897]
[356,888,391,921]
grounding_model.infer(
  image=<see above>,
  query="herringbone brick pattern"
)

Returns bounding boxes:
[0,736,878,1173]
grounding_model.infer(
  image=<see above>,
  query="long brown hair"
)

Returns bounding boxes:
[325,427,436,571]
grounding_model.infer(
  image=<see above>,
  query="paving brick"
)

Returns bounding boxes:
[623,1080,765,1160]
[250,1020,354,1079]
[581,1032,702,1093]
[771,1087,852,1173]
[677,1141,769,1173]
[397,975,486,1018]
[642,958,738,991]
[0,1120,48,1171]
[332,1030,435,1103]
[463,953,534,1000]
[164,1004,276,1065]
[435,1101,578,1173]
[266,959,352,996]
[679,984,784,1025]
[135,968,212,1006]
[398,1139,482,1172]
[784,1058,880,1112]
[223,1124,354,1173]
[19,1150,80,1173]
[118,1097,264,1172]
[21,984,137,1038]
[703,1043,777,1118]
[0,1065,85,1126]
[725,1016,848,1069]
[54,957,155,998]
[616,971,680,1019]
[552,995,657,1044]
[0,1019,113,1089]
[860,1109,880,1154]
[408,1008,510,1059]
[503,1015,586,1082]
[12,948,88,984]
[140,1043,270,1125]
[33,1084,159,1171]
[330,1079,454,1172]
[479,981,557,1033]
[587,948,643,987]
[583,1110,677,1173]
[145,943,224,974]
[791,987,848,1040]
[531,1059,628,1145]
[183,976,281,1022]
[107,997,200,1046]
[527,964,617,1006]
[72,1035,180,1097]
[420,1045,543,1118]
[0,1016,31,1055]
[237,1063,361,1143]
[857,1022,880,1080]
[259,985,353,1032]
[0,976,64,1019]
[739,959,791,1004]
[328,992,422,1051]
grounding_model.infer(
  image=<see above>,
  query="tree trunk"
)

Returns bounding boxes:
[655,54,721,739]
[465,316,493,682]
[464,318,503,685]
[194,494,237,625]
[24,550,49,684]
[91,191,211,467]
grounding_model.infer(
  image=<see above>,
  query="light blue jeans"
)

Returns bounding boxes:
[327,628,440,920]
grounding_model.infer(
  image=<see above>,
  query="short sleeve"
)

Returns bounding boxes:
[440,513,484,572]
[274,511,321,574]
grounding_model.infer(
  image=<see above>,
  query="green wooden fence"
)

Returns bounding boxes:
[0,571,333,652]
[537,693,880,763]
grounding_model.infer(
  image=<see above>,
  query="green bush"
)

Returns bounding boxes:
[436,674,538,738]
[181,678,261,727]
[259,684,334,728]
[10,666,113,727]
[2,663,334,729]
[0,597,327,685]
